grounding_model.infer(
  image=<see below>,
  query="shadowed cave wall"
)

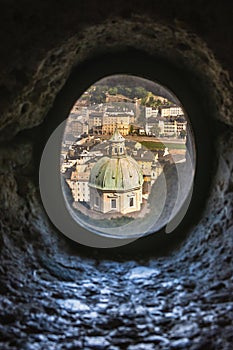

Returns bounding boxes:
[0,1,232,349]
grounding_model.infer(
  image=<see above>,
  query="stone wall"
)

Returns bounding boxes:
[0,1,232,349]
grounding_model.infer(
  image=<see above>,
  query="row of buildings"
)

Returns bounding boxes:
[65,103,186,141]
[145,105,184,119]
[145,118,187,137]
[88,107,135,136]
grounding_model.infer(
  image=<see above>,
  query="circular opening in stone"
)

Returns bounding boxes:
[60,74,196,239]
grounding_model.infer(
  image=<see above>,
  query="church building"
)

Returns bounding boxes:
[88,129,143,215]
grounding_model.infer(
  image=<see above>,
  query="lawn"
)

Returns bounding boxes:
[141,141,186,150]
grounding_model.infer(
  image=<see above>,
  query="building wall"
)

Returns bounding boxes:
[161,106,184,118]
[66,179,90,202]
[137,160,153,175]
[102,115,130,135]
[71,120,84,137]
[158,120,186,136]
[83,123,89,134]
[88,113,134,136]
[145,107,159,118]
[151,163,164,182]
[66,170,90,202]
[88,116,103,130]
[89,188,142,214]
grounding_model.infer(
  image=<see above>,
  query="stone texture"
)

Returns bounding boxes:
[0,2,232,139]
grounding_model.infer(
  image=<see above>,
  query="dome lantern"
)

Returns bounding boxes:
[109,128,126,157]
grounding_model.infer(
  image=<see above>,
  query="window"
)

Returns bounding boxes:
[56,73,196,243]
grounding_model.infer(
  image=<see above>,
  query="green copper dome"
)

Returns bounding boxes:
[89,155,143,191]
[89,129,143,191]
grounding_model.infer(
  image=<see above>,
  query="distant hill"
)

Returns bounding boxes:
[96,75,178,104]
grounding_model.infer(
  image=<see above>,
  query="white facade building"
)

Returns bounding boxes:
[158,120,186,137]
[145,107,159,119]
[161,105,184,118]
[66,171,90,202]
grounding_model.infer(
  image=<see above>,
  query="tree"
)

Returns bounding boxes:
[180,129,186,139]
[129,124,134,135]
[90,86,106,103]
[150,124,161,137]
[140,96,148,106]
[124,87,133,98]
[116,85,126,95]
[108,87,118,95]
[134,87,148,99]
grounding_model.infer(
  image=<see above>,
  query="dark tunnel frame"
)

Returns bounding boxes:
[37,49,216,256]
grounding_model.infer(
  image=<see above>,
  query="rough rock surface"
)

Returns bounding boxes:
[0,1,232,350]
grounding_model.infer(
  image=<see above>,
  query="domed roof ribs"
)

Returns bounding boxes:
[88,129,144,191]
[119,158,124,189]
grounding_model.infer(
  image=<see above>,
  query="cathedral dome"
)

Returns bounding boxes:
[89,128,143,192]
[88,129,144,215]
[89,155,143,191]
